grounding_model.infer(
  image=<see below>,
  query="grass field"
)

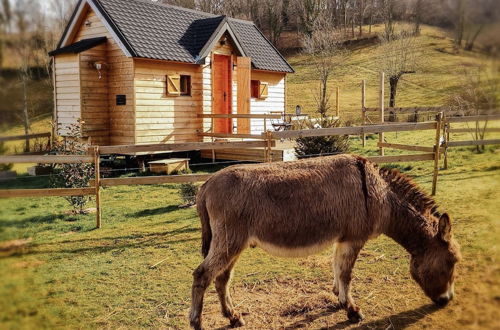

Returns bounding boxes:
[287,24,498,121]
[1,125,499,329]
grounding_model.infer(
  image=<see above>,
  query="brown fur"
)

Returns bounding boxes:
[189,154,461,329]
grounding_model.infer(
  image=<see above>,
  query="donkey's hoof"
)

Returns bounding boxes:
[229,315,245,328]
[347,309,364,323]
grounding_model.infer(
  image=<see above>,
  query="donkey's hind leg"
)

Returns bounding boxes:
[333,241,365,323]
[190,234,244,330]
[215,260,245,327]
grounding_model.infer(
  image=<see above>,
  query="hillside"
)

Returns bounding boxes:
[286,24,499,121]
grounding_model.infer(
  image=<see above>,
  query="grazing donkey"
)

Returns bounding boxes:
[189,154,461,329]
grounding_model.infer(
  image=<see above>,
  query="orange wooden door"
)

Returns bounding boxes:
[213,54,232,134]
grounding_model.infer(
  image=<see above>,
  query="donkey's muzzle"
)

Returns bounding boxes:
[433,297,450,306]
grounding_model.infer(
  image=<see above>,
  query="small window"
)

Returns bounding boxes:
[251,80,260,98]
[180,75,191,96]
[251,80,268,99]
[166,74,191,96]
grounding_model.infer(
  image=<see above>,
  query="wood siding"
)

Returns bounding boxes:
[57,6,135,145]
[54,54,81,136]
[133,59,203,144]
[250,71,286,135]
[79,43,110,145]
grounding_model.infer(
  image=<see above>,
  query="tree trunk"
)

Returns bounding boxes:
[22,75,30,152]
[389,75,399,108]
[369,0,374,34]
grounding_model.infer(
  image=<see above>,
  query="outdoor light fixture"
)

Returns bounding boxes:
[85,20,92,27]
[295,105,302,115]
[90,61,107,80]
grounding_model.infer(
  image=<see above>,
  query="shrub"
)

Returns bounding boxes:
[0,142,13,171]
[294,117,349,159]
[50,121,94,214]
[179,182,199,206]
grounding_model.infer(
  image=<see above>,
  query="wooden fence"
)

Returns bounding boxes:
[0,132,52,153]
[1,114,499,229]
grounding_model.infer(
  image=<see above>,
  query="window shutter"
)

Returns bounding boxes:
[167,75,181,96]
[259,82,269,99]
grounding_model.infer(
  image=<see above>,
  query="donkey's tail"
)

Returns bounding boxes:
[197,186,212,258]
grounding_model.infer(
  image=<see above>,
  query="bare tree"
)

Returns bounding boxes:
[0,0,12,69]
[265,0,284,47]
[297,0,322,37]
[382,0,396,41]
[379,29,419,107]
[303,18,349,117]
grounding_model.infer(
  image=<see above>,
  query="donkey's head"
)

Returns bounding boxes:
[410,213,461,306]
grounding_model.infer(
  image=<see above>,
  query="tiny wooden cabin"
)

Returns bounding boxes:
[50,0,294,147]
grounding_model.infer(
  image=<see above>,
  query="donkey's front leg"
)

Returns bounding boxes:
[333,241,365,323]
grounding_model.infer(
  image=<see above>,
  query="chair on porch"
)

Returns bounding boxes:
[270,111,292,131]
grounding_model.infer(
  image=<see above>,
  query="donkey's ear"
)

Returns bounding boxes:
[438,213,452,243]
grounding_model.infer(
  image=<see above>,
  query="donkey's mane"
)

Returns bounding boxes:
[379,167,439,216]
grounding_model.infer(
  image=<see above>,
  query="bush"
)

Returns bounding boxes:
[294,117,349,159]
[50,122,95,214]
[0,142,13,171]
[179,182,199,206]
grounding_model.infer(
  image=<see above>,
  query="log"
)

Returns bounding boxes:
[0,188,95,199]
[99,174,213,187]
[99,140,273,154]
[0,155,94,164]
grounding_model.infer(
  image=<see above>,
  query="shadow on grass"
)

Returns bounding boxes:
[0,213,76,229]
[127,205,180,218]
[1,224,199,258]
[283,304,343,330]
[327,303,440,330]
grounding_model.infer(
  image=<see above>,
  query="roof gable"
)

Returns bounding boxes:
[54,0,294,73]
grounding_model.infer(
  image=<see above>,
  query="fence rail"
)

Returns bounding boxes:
[0,132,51,143]
[0,155,93,164]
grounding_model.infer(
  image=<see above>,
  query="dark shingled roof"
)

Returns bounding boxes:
[92,0,293,73]
[49,37,107,56]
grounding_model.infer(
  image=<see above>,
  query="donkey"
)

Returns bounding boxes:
[189,154,461,329]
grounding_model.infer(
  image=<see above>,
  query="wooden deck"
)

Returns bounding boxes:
[200,140,297,162]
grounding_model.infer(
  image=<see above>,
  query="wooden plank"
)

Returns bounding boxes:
[269,122,437,139]
[100,174,213,187]
[198,113,281,119]
[237,56,251,134]
[0,188,95,199]
[446,139,500,147]
[366,153,435,164]
[0,155,93,164]
[377,142,435,153]
[0,132,51,142]
[449,128,500,133]
[364,106,449,113]
[198,133,264,139]
[432,113,444,196]
[99,140,274,154]
[446,114,500,123]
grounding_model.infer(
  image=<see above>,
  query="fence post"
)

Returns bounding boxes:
[443,119,449,170]
[361,80,366,147]
[265,131,273,163]
[431,112,443,196]
[379,72,385,156]
[93,146,102,228]
[336,86,340,118]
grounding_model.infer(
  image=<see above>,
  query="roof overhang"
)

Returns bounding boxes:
[54,0,135,57]
[196,17,246,64]
[49,37,107,56]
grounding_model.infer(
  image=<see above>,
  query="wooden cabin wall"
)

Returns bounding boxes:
[133,59,203,144]
[250,71,286,135]
[79,43,110,145]
[54,54,81,136]
[71,7,135,145]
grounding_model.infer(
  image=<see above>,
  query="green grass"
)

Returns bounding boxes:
[287,24,499,121]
